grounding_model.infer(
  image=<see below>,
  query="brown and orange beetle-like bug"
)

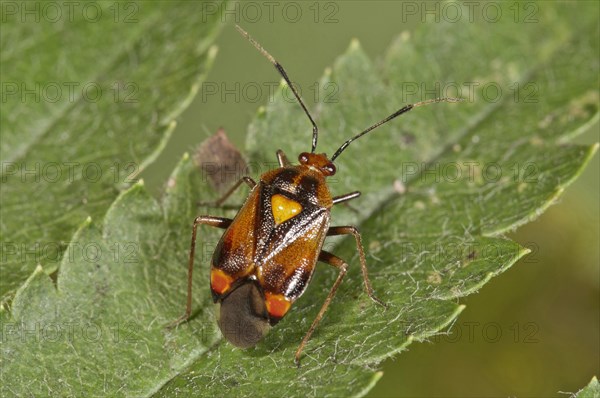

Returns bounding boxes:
[170,25,460,365]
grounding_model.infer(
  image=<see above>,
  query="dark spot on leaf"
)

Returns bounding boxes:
[401,132,416,145]
[49,270,59,285]
[194,128,248,194]
[583,102,597,115]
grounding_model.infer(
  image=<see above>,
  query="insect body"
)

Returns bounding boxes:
[171,26,459,365]
[211,152,345,345]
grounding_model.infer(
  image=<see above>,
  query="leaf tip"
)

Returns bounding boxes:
[208,45,219,60]
[84,216,92,225]
[349,38,361,51]
[136,179,145,187]
[182,152,190,161]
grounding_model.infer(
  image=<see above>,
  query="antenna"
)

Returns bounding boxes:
[331,97,463,161]
[236,25,320,153]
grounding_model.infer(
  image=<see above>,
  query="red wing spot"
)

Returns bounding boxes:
[211,269,233,295]
[264,292,292,319]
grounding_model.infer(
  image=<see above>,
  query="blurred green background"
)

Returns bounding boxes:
[140,1,599,396]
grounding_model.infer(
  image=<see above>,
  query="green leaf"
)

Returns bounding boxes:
[0,1,224,299]
[576,377,600,398]
[1,1,598,397]
[1,164,216,396]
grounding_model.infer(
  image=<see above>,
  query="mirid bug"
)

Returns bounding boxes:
[171,26,460,365]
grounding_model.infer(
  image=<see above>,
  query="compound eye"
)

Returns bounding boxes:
[298,152,310,164]
[323,163,336,176]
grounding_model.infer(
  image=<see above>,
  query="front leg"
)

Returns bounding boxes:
[332,191,361,213]
[332,191,360,205]
[276,149,291,167]
[168,216,232,328]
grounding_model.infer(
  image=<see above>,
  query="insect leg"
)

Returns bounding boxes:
[326,226,387,308]
[198,176,256,207]
[294,250,348,366]
[332,191,361,205]
[276,149,291,167]
[168,216,232,328]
